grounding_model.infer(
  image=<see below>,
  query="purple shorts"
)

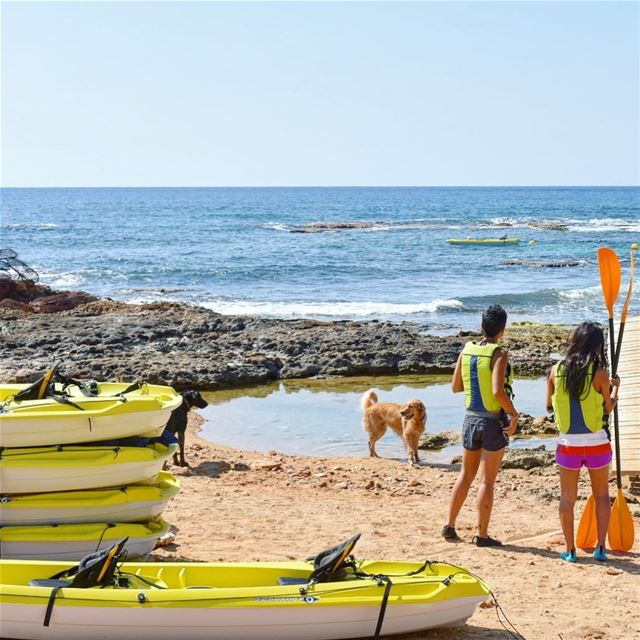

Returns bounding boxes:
[555,443,612,470]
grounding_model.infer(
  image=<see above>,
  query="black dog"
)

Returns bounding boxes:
[164,390,208,466]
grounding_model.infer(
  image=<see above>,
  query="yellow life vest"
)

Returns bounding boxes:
[461,341,513,413]
[552,363,603,434]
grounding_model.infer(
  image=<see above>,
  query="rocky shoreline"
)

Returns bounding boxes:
[0,294,570,389]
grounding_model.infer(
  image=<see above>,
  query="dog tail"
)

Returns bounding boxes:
[360,389,378,413]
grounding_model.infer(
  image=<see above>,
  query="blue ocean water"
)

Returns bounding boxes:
[1,187,638,331]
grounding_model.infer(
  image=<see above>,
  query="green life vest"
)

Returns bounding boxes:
[552,363,603,434]
[461,341,513,413]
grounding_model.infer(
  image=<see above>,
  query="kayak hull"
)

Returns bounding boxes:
[0,598,481,640]
[0,472,179,525]
[0,384,182,448]
[0,559,489,640]
[0,444,176,494]
[0,519,169,560]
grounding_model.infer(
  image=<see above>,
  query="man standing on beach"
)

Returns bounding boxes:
[442,305,519,547]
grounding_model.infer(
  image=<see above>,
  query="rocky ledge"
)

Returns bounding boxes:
[0,299,570,390]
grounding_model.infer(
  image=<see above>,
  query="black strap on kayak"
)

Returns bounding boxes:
[120,381,144,395]
[50,395,85,411]
[43,586,63,627]
[373,575,393,640]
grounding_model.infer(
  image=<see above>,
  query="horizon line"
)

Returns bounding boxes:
[1,184,639,190]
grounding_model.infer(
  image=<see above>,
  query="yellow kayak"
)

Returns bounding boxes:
[0,472,179,525]
[447,237,521,245]
[0,536,491,639]
[0,380,182,448]
[0,518,169,560]
[0,443,176,494]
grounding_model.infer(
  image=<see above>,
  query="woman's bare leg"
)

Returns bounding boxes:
[447,448,482,528]
[558,466,580,552]
[587,465,611,548]
[477,448,505,537]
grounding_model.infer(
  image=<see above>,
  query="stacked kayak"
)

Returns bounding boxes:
[0,381,182,447]
[0,443,176,494]
[0,367,181,560]
[447,237,521,246]
[0,519,169,561]
[0,552,491,639]
[0,472,179,525]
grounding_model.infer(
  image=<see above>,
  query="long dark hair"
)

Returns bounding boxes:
[562,322,606,401]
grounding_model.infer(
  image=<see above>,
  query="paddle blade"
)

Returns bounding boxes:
[597,248,622,318]
[576,496,598,550]
[608,488,635,552]
[620,247,636,325]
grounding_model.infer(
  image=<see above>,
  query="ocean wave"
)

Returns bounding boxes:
[458,285,606,312]
[200,298,465,318]
[38,270,85,287]
[565,218,640,233]
[2,222,60,230]
[477,216,640,233]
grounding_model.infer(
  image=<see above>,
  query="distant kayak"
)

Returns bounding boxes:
[447,237,521,246]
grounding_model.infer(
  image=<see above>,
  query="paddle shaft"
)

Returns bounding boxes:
[608,318,623,489]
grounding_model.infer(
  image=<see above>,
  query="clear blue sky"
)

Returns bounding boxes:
[1,1,638,187]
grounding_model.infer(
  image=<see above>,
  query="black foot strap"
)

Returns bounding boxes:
[44,586,63,627]
[373,576,393,640]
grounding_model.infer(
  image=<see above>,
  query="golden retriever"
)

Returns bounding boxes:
[361,389,427,464]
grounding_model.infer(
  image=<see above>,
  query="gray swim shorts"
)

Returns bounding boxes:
[462,412,509,452]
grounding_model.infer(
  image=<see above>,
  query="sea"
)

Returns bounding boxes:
[1,186,639,332]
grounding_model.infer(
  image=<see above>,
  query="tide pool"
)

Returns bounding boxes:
[199,375,552,461]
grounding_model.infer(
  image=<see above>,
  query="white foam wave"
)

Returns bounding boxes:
[2,222,59,230]
[263,222,289,231]
[38,270,84,287]
[200,298,465,318]
[566,218,640,233]
[488,217,518,227]
[558,286,601,300]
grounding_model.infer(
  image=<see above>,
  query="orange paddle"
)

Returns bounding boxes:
[576,248,621,550]
[608,247,636,552]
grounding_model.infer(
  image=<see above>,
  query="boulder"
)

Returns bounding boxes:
[31,291,97,313]
[418,431,460,450]
[0,298,32,312]
[0,278,18,300]
[517,413,557,436]
[502,445,554,470]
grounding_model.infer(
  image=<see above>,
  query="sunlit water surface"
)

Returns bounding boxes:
[199,375,553,463]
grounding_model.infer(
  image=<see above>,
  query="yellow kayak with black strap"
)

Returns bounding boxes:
[0,366,182,447]
[0,472,179,525]
[0,535,492,640]
[0,518,169,560]
[0,443,176,494]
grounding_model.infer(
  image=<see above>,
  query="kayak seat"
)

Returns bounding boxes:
[29,579,71,588]
[277,577,310,586]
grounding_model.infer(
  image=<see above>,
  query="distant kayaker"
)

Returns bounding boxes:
[443,304,519,547]
[547,322,619,563]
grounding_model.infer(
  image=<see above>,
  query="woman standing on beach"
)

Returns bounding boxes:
[443,305,519,547]
[547,322,619,563]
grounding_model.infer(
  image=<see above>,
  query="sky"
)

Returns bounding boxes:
[1,1,638,187]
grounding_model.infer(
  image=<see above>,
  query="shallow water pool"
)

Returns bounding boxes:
[199,375,553,463]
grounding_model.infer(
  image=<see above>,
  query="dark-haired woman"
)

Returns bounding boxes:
[547,322,619,563]
[444,305,519,547]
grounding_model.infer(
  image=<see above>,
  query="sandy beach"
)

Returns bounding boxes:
[151,413,640,640]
